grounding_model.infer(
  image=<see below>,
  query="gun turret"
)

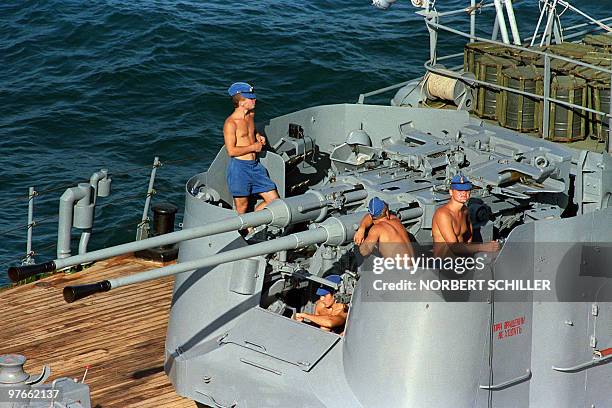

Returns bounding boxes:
[63,212,365,302]
[7,185,367,282]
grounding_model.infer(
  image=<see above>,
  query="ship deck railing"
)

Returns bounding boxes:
[0,155,199,282]
[357,1,612,154]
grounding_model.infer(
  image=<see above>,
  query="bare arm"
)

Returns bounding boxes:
[467,213,473,243]
[359,225,381,256]
[296,304,347,330]
[354,213,373,245]
[296,313,346,329]
[223,120,261,157]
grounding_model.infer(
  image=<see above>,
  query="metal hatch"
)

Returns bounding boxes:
[218,307,340,372]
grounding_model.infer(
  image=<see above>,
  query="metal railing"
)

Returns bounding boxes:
[424,5,612,153]
[357,2,612,153]
[0,155,198,278]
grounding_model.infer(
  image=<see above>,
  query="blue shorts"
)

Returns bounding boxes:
[226,158,277,197]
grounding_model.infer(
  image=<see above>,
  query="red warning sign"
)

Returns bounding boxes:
[492,316,525,340]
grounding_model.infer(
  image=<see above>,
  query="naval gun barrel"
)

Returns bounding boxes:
[63,212,365,303]
[7,185,367,282]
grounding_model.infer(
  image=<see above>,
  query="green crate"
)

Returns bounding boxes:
[506,47,545,66]
[544,43,597,59]
[580,51,612,67]
[464,42,512,73]
[583,34,612,50]
[474,55,517,119]
[498,65,543,132]
[537,75,588,142]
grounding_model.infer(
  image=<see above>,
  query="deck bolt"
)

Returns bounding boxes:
[203,376,212,383]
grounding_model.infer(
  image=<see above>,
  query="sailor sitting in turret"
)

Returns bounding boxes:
[432,174,499,257]
[223,82,279,215]
[354,197,415,258]
[295,274,347,333]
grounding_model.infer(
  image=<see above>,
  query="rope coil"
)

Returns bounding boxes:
[426,72,459,101]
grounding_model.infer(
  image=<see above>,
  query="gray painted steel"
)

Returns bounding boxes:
[158,97,612,406]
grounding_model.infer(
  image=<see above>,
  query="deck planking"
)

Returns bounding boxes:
[0,254,197,408]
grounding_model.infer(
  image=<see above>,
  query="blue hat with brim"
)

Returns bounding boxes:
[316,274,342,296]
[228,82,256,99]
[368,197,386,218]
[450,174,472,191]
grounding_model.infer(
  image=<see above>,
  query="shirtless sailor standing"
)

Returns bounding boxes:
[223,82,279,215]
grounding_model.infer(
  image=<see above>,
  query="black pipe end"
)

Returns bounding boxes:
[63,280,111,303]
[8,261,56,282]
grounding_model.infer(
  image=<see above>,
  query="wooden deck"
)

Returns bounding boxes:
[0,255,197,408]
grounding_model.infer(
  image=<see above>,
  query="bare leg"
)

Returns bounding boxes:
[233,197,249,214]
[255,189,279,211]
[233,197,252,233]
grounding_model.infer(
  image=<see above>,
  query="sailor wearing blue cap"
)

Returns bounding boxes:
[295,274,348,332]
[368,196,387,218]
[224,82,279,217]
[449,173,472,191]
[431,173,499,257]
[354,197,415,258]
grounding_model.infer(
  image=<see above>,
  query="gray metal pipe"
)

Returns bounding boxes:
[112,229,329,289]
[59,208,274,270]
[493,0,510,44]
[504,0,521,45]
[609,58,612,155]
[63,212,365,302]
[542,55,551,140]
[469,0,476,43]
[57,184,90,259]
[89,169,108,206]
[397,206,424,221]
[78,231,91,256]
[77,169,109,255]
[540,0,559,47]
[137,157,160,241]
[9,186,367,281]
[24,187,35,265]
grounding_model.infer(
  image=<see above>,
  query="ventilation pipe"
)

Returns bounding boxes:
[57,183,90,259]
[77,169,111,255]
[57,169,111,260]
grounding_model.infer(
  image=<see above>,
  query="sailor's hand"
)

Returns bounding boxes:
[256,134,266,146]
[354,228,365,245]
[294,313,305,322]
[482,241,500,252]
[252,141,263,153]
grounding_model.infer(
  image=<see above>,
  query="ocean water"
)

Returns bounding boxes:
[0,0,609,285]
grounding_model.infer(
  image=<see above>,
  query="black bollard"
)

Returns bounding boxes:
[152,203,178,248]
[134,202,179,262]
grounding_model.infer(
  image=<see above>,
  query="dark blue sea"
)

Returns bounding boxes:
[0,0,609,285]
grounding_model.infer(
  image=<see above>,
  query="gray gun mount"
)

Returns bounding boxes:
[160,104,610,407]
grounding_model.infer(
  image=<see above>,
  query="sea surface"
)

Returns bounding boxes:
[0,0,609,285]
